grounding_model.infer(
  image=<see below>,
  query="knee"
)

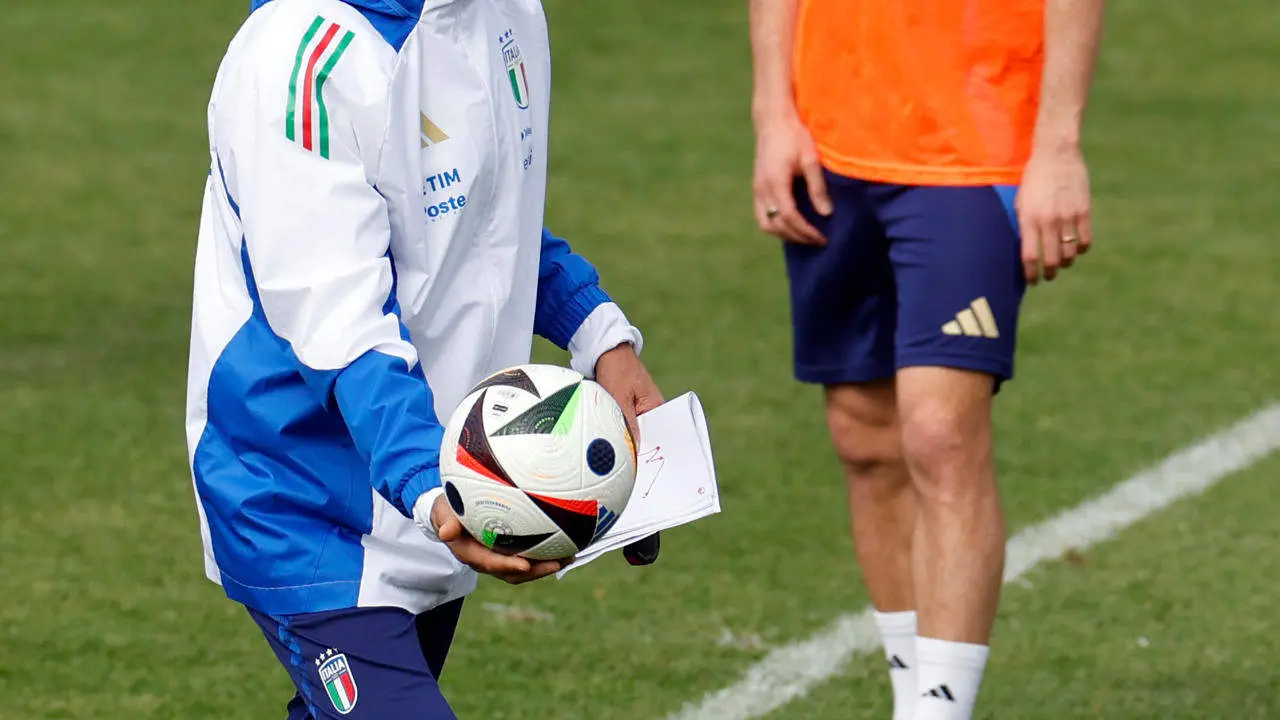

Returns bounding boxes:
[899,400,991,501]
[825,385,903,480]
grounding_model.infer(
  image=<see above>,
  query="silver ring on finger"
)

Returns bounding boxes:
[765,206,780,220]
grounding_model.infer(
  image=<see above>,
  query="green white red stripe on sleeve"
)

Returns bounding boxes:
[285,16,355,159]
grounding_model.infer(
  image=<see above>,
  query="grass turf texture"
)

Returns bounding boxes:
[0,0,1275,718]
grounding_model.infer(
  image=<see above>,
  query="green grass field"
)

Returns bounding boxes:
[2,0,1277,718]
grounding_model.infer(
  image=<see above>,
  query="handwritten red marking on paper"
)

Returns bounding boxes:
[637,445,666,499]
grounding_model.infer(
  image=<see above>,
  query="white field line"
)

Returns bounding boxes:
[668,403,1280,720]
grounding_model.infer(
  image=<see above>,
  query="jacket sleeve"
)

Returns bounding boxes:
[216,21,440,519]
[535,227,644,378]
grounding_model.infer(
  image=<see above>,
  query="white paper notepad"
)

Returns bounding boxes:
[557,391,721,578]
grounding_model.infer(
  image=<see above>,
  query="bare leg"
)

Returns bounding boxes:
[897,367,1004,642]
[825,380,916,611]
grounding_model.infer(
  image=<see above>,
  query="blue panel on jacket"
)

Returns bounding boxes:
[250,0,423,52]
[535,227,612,349]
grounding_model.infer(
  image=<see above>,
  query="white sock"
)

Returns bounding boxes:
[913,636,989,720]
[872,611,918,720]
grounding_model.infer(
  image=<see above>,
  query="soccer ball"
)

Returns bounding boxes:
[438,364,637,561]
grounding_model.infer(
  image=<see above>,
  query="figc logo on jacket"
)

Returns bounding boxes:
[285,16,355,159]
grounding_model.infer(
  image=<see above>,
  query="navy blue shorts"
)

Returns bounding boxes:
[248,600,464,719]
[784,171,1026,386]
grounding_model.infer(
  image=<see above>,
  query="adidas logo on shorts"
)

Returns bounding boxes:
[941,297,1000,339]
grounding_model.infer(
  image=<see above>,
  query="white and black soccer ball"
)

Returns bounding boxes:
[439,364,638,561]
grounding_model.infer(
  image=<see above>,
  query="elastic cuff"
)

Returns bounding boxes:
[916,636,991,669]
[412,486,447,542]
[872,610,918,636]
[568,302,644,378]
[399,464,441,520]
[544,284,612,349]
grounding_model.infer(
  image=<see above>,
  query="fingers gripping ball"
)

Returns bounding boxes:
[439,364,638,561]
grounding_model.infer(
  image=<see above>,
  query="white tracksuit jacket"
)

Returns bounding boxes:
[185,0,642,616]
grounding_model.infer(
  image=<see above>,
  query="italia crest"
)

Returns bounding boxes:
[500,30,530,109]
[316,648,358,715]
